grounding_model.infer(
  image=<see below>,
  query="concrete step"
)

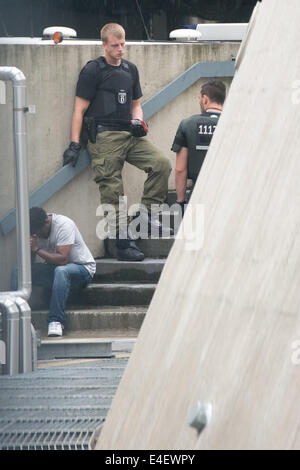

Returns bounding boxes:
[32,306,147,335]
[94,257,165,283]
[30,283,156,310]
[29,282,155,311]
[74,282,156,307]
[38,338,113,360]
[105,237,174,258]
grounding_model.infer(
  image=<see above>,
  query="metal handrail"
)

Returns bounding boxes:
[142,60,235,120]
[0,67,33,375]
[0,67,31,300]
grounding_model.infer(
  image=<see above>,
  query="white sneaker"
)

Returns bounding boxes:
[48,322,63,337]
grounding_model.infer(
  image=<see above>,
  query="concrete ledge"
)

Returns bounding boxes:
[38,338,113,360]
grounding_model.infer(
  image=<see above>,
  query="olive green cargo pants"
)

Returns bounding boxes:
[87,131,171,234]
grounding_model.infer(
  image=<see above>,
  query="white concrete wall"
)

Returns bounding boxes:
[0,40,238,290]
[97,0,300,450]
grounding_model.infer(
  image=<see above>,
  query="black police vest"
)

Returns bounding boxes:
[85,57,133,127]
[188,112,220,181]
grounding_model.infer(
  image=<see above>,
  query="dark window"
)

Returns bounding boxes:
[0,0,258,40]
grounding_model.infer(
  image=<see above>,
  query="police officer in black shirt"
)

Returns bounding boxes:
[63,23,172,261]
[171,80,226,209]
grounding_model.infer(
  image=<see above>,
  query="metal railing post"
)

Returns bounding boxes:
[15,296,32,373]
[0,308,5,375]
[0,297,20,375]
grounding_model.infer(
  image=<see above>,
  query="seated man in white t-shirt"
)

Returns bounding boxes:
[12,207,96,337]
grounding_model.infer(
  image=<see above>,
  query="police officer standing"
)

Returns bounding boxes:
[171,80,226,208]
[63,23,172,261]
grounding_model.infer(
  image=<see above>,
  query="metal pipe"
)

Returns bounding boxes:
[0,297,20,375]
[31,323,38,371]
[0,67,32,375]
[0,307,4,375]
[0,67,31,300]
[15,296,32,373]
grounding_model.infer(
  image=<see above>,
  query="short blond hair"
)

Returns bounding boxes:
[100,23,125,43]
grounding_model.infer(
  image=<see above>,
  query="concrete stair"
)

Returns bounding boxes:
[95,258,166,283]
[31,254,167,338]
[33,192,177,359]
[31,280,156,310]
[30,256,168,312]
[33,306,147,335]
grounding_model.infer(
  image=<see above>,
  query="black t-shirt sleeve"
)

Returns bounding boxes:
[171,121,188,152]
[75,61,99,101]
[130,63,143,100]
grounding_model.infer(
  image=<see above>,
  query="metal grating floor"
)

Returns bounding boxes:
[0,358,128,450]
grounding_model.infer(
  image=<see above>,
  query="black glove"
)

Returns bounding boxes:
[63,142,81,167]
[130,119,149,137]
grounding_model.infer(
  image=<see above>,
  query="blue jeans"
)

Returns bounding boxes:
[11,263,92,325]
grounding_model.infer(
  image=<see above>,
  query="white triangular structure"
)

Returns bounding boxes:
[97,0,300,450]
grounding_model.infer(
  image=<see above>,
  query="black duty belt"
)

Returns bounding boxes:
[97,124,130,133]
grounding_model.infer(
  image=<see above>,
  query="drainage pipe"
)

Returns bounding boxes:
[0,67,31,301]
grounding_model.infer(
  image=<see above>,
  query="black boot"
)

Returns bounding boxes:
[116,235,145,261]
